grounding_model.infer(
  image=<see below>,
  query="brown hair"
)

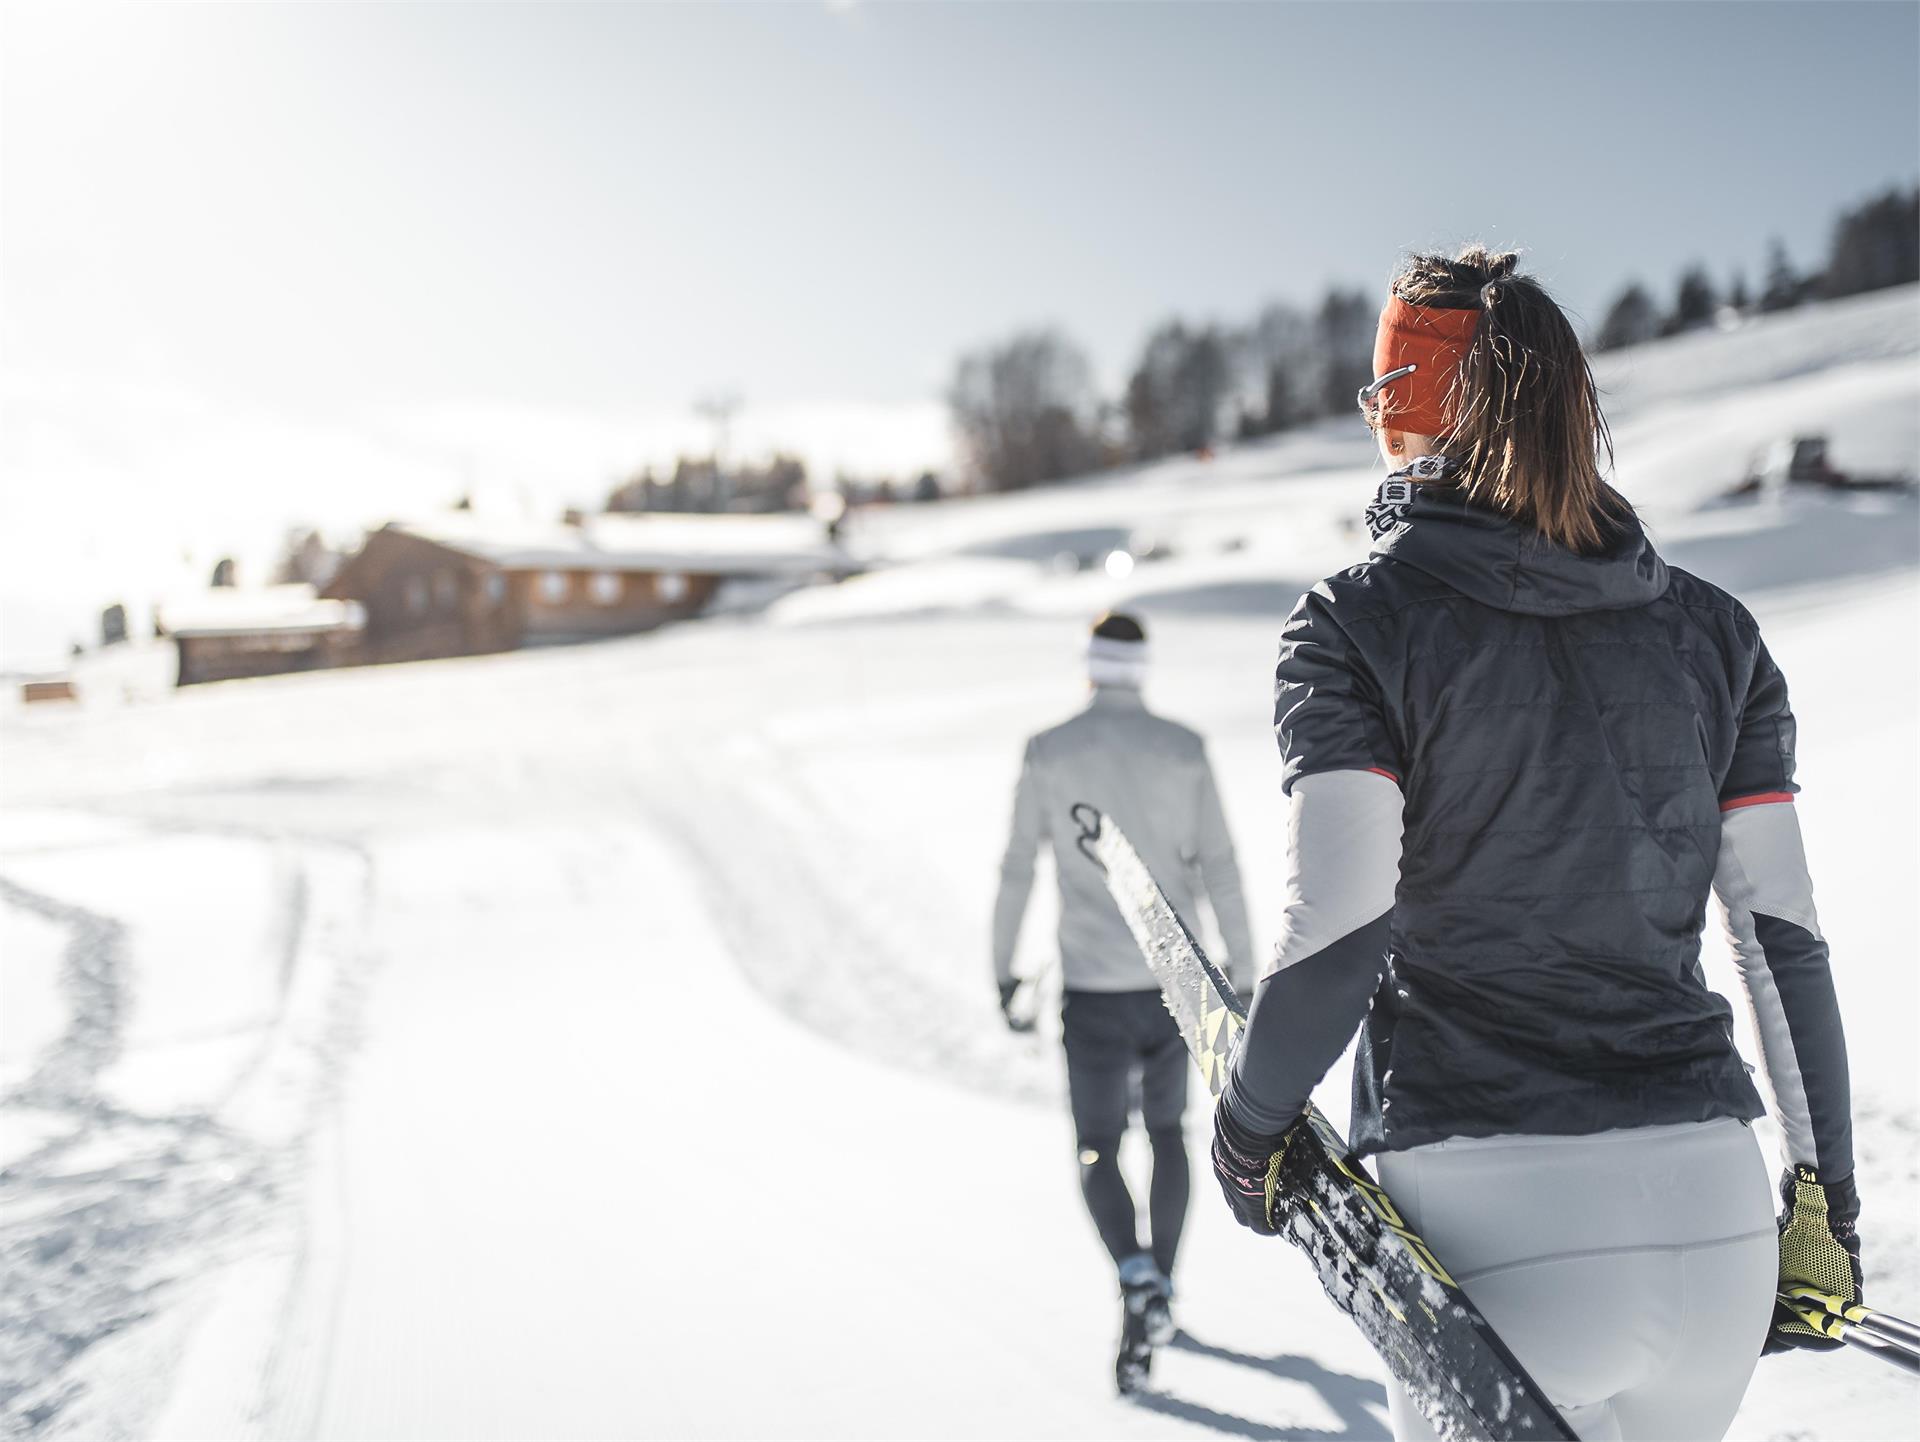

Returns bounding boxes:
[1390,245,1631,554]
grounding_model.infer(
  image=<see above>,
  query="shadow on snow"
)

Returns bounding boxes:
[1125,1331,1389,1441]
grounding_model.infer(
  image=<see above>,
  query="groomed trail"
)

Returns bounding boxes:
[3,574,1915,1440]
[3,290,1918,1438]
[0,634,1399,1440]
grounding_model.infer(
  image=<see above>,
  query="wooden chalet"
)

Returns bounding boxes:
[161,585,365,687]
[322,511,846,665]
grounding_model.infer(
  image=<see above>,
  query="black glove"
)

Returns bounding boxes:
[1765,1165,1864,1356]
[1211,1095,1296,1235]
[997,979,1034,1034]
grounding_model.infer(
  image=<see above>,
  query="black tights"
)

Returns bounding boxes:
[1077,1126,1189,1279]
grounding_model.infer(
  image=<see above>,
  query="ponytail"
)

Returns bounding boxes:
[1392,246,1630,554]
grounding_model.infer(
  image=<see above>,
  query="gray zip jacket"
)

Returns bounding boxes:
[994,685,1253,994]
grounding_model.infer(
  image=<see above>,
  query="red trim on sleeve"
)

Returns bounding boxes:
[1721,791,1795,812]
[1365,766,1401,785]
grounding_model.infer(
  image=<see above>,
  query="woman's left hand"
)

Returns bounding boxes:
[1211,1096,1297,1235]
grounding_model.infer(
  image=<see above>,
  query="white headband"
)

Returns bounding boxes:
[1088,635,1148,689]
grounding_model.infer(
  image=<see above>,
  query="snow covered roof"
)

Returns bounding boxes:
[160,584,364,639]
[388,511,846,578]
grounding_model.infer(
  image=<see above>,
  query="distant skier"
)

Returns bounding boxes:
[1211,246,1863,1439]
[994,612,1253,1391]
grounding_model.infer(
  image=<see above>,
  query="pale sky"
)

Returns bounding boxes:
[2,1,1917,664]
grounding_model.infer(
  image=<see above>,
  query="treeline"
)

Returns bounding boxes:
[948,291,1375,493]
[603,454,945,513]
[606,455,810,514]
[953,184,1920,492]
[1595,185,1918,350]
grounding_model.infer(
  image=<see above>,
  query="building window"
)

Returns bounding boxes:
[588,572,623,606]
[404,577,428,615]
[434,571,459,609]
[656,571,689,603]
[538,571,570,604]
[483,572,507,606]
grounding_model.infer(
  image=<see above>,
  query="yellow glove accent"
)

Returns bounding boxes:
[1776,1177,1857,1341]
[1262,1128,1296,1231]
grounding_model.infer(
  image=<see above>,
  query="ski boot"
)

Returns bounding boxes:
[1115,1254,1172,1394]
[1115,1304,1152,1395]
[1142,1281,1175,1347]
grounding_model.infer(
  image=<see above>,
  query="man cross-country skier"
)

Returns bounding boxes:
[994,611,1253,1392]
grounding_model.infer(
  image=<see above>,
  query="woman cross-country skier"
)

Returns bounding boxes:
[1211,246,1863,1440]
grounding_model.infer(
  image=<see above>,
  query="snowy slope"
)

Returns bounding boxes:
[786,285,1918,628]
[2,288,1917,1440]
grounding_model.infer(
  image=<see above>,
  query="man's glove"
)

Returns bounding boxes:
[1765,1165,1864,1355]
[1211,1096,1295,1235]
[997,980,1034,1034]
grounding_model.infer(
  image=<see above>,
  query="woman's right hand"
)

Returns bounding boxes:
[1766,1166,1864,1354]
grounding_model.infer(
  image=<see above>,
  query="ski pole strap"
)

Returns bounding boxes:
[1783,1285,1867,1329]
[1069,802,1104,870]
[1780,1289,1853,1340]
[1783,1287,1920,1349]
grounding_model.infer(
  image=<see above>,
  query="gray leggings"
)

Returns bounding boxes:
[1376,1118,1777,1442]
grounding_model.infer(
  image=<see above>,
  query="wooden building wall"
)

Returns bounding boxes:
[513,567,719,643]
[175,630,357,687]
[324,530,725,664]
[322,530,519,665]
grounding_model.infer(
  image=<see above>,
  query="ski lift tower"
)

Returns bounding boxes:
[696,391,742,511]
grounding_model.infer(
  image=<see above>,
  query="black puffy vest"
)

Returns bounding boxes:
[1276,484,1778,1155]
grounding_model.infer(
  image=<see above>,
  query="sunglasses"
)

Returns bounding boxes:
[1356,363,1418,422]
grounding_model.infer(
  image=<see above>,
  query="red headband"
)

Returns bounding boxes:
[1370,297,1481,438]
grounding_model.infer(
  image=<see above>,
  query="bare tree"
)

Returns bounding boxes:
[1238,302,1314,434]
[1126,321,1233,459]
[271,527,341,587]
[1313,290,1374,418]
[947,330,1099,491]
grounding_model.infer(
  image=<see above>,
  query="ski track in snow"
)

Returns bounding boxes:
[0,827,375,1441]
[633,728,1062,1111]
[0,870,271,1437]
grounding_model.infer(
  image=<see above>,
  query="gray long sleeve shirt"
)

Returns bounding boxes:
[994,685,1253,994]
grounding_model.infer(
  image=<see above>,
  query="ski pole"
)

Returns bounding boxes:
[1833,1327,1920,1375]
[1781,1286,1920,1349]
[1778,1288,1920,1375]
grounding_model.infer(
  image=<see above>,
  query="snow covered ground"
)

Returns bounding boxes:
[3,288,1917,1440]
